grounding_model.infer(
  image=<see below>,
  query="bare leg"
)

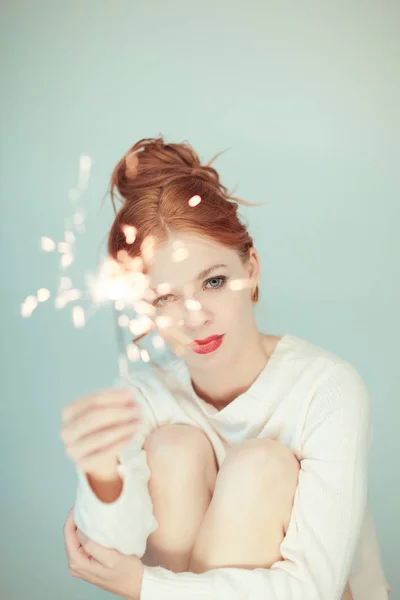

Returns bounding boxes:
[189,438,299,571]
[143,427,352,599]
[142,424,218,573]
[189,438,353,600]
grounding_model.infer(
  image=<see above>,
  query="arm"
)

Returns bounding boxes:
[139,363,371,600]
[73,383,159,557]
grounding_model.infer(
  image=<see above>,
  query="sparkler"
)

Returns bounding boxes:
[19,162,222,388]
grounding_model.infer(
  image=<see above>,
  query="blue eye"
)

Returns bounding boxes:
[153,276,228,308]
[204,276,227,290]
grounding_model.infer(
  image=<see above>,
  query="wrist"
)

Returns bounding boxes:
[126,558,144,600]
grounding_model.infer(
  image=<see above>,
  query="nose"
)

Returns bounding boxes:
[181,301,212,331]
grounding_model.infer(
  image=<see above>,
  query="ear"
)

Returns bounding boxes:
[247,247,261,288]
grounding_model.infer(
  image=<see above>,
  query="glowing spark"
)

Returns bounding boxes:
[55,289,82,309]
[188,194,202,207]
[118,355,129,377]
[41,237,56,252]
[21,295,38,317]
[65,231,75,244]
[118,315,130,328]
[133,299,156,317]
[78,155,92,191]
[140,348,150,363]
[108,278,128,301]
[152,335,165,349]
[129,315,152,336]
[88,258,150,306]
[58,242,69,253]
[72,306,85,328]
[60,277,72,290]
[61,253,74,269]
[141,235,155,265]
[143,287,157,302]
[80,155,92,170]
[155,315,171,329]
[172,240,188,263]
[184,298,201,311]
[37,288,50,302]
[138,315,153,331]
[157,282,171,295]
[122,225,137,244]
[228,278,251,291]
[68,189,80,203]
[89,260,130,302]
[127,344,140,362]
[73,212,84,226]
[129,319,140,335]
[125,152,139,177]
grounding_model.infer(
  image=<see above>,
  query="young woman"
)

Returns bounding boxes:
[61,138,389,599]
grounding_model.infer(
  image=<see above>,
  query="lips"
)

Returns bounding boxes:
[194,335,222,345]
[190,334,224,355]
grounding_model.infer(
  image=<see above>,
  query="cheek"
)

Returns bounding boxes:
[211,288,250,317]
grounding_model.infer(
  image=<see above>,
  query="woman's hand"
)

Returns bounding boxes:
[60,388,141,480]
[63,507,144,600]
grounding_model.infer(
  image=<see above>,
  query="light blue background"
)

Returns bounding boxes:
[1,1,398,598]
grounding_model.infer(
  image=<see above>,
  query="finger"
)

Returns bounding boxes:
[79,434,136,472]
[63,507,81,555]
[62,390,136,426]
[61,405,140,445]
[62,389,134,425]
[82,538,119,569]
[63,508,93,566]
[67,421,139,461]
[77,529,94,559]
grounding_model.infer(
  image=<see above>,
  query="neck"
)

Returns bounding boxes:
[189,327,271,410]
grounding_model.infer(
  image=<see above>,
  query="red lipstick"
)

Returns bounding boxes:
[190,335,224,355]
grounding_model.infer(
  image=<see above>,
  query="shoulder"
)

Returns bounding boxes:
[280,333,371,417]
[282,336,372,446]
[281,333,367,386]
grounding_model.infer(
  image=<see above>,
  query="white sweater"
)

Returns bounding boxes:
[74,333,390,600]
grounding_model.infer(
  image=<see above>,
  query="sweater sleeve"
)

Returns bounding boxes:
[73,379,159,557]
[140,363,371,600]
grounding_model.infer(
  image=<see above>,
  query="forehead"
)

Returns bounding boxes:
[148,233,239,287]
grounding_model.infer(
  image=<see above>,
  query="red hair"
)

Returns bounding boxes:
[108,137,261,303]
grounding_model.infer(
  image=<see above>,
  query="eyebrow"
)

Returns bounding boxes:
[195,263,228,281]
[152,264,228,293]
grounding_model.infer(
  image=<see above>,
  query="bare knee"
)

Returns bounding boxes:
[217,439,299,527]
[144,423,214,458]
[144,424,218,491]
[222,438,299,477]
